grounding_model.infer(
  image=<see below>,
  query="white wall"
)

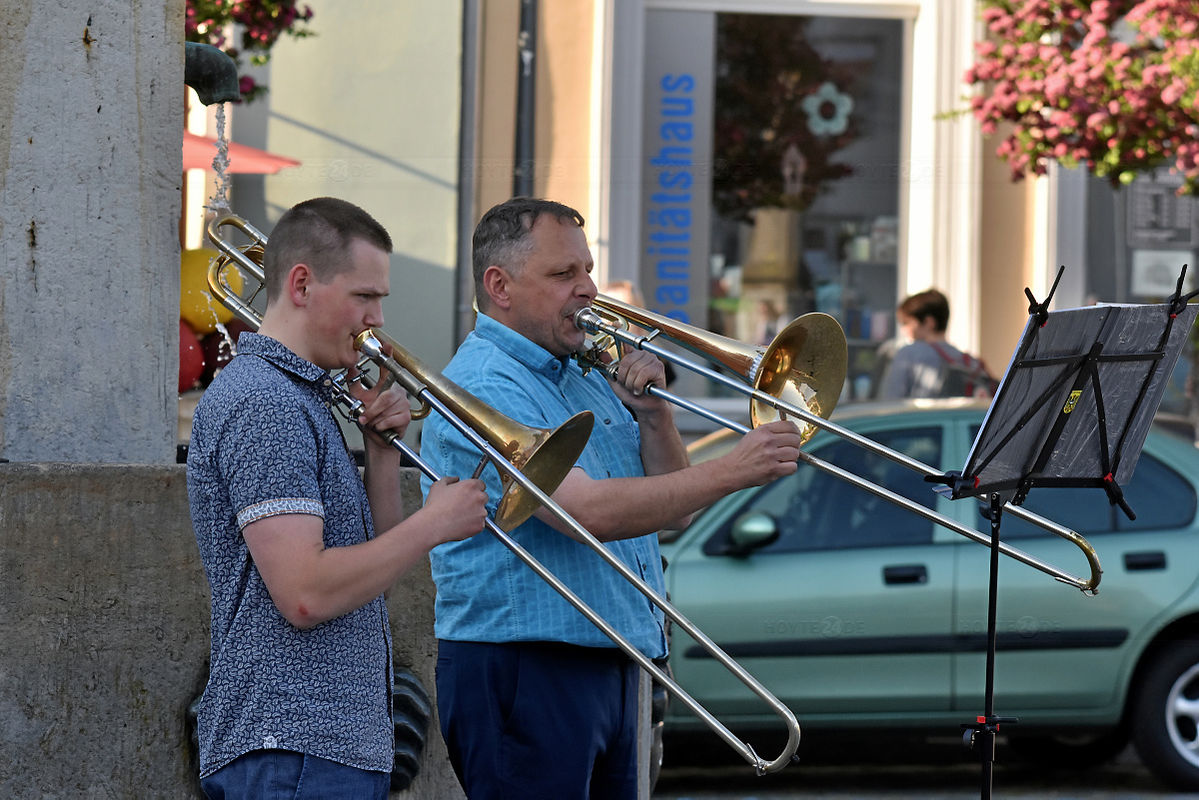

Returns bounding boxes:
[231,0,465,379]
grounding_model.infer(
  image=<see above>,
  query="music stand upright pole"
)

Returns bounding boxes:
[951,267,1197,798]
[963,492,1018,800]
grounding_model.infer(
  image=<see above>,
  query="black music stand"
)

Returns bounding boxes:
[930,266,1199,800]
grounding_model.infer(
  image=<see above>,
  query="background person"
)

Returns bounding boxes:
[753,298,790,347]
[187,197,489,800]
[879,288,994,399]
[420,196,804,800]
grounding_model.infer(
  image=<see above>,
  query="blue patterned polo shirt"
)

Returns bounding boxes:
[187,333,393,778]
[420,314,668,659]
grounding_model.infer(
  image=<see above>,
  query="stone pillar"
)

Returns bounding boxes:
[0,0,182,463]
[0,463,464,799]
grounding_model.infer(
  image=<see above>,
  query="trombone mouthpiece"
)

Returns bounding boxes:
[573,307,603,333]
[355,330,384,358]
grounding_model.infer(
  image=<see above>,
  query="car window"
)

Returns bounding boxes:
[986,451,1194,538]
[1117,453,1196,530]
[703,425,943,555]
[990,487,1115,538]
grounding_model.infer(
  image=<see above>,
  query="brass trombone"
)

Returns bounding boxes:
[205,214,803,775]
[574,294,1103,595]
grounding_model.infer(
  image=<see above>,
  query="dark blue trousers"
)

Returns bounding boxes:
[436,640,640,800]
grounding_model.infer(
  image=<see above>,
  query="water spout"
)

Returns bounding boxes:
[184,42,240,106]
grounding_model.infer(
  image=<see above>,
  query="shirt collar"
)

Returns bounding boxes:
[237,331,331,387]
[472,313,578,382]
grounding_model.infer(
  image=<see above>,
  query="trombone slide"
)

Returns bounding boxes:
[575,302,1102,595]
[353,333,801,775]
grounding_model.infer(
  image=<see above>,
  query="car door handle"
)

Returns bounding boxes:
[1124,551,1166,571]
[883,564,928,585]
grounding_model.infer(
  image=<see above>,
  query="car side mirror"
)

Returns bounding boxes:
[725,511,780,556]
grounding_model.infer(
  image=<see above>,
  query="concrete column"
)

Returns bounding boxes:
[0,463,464,798]
[0,0,183,463]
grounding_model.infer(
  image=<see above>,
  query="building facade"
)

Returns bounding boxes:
[460,0,1049,403]
[223,0,1196,421]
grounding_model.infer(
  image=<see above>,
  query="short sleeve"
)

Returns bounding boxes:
[217,389,326,529]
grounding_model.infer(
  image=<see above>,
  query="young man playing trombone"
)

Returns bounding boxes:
[420,197,803,799]
[187,197,489,799]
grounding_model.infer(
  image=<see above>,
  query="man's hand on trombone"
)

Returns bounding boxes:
[603,349,669,413]
[347,364,413,449]
[716,421,804,486]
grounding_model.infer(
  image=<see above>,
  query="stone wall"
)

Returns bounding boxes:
[0,463,463,799]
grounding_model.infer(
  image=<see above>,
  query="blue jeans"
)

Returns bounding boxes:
[200,750,390,800]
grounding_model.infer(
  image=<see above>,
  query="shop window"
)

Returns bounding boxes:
[708,13,905,401]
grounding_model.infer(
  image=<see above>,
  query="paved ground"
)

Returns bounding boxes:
[652,737,1195,799]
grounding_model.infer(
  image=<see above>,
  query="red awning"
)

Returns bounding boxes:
[182,131,301,174]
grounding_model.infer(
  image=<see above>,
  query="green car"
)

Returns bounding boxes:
[660,399,1199,789]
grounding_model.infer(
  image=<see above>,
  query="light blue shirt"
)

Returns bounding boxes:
[421,314,668,658]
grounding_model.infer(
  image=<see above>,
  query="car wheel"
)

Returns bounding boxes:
[1006,729,1127,767]
[1131,638,1199,791]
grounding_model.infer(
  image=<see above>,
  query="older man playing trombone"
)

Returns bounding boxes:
[420,197,803,800]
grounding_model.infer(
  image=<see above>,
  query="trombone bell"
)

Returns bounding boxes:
[357,329,594,531]
[494,411,593,530]
[753,312,847,433]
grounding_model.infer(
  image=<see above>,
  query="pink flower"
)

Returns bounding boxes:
[1163,80,1186,105]
[966,0,1199,193]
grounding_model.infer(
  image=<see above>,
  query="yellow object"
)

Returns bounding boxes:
[180,248,239,334]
